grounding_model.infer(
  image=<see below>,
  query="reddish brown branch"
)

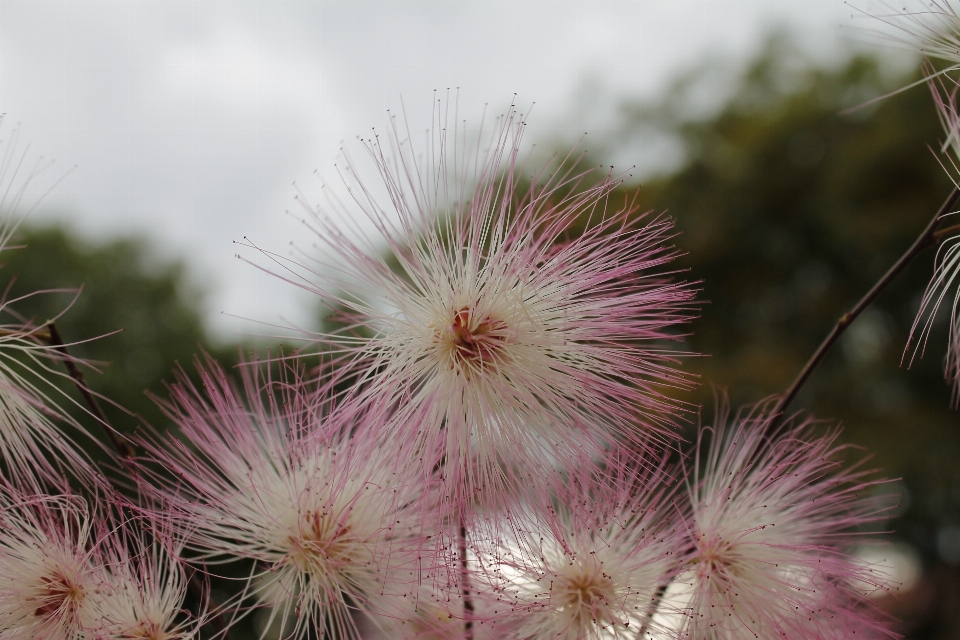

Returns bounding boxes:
[772,186,960,424]
[933,221,960,242]
[44,322,135,458]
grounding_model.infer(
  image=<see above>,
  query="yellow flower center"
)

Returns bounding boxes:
[119,621,174,640]
[286,509,361,575]
[551,559,618,627]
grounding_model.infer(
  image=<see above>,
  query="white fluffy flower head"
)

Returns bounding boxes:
[144,360,426,640]
[0,492,98,640]
[490,455,682,640]
[678,407,894,640]
[282,99,697,509]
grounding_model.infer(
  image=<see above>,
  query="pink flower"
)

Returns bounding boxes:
[0,485,196,640]
[87,506,197,640]
[0,487,99,639]
[0,122,96,491]
[0,360,94,491]
[858,1,960,71]
[140,357,428,640]
[906,77,960,405]
[674,405,894,640]
[279,100,697,508]
[480,451,683,640]
[855,3,960,405]
[364,568,501,640]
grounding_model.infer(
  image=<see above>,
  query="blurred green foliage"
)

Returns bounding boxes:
[0,226,230,437]
[595,37,959,636]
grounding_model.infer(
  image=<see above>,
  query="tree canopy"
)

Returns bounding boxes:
[599,39,959,636]
[0,226,225,436]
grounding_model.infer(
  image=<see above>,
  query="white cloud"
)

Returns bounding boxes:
[0,0,854,339]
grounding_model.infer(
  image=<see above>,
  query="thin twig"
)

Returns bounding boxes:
[933,221,960,242]
[44,322,135,458]
[771,186,960,424]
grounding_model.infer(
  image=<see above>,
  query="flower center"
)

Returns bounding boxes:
[552,561,617,626]
[446,306,511,371]
[119,621,173,640]
[32,569,86,621]
[286,509,361,575]
[696,533,741,579]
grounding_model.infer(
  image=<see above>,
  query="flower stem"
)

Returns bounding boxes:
[771,185,960,425]
[637,582,668,638]
[459,518,475,640]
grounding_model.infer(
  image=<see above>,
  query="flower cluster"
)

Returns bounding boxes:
[0,86,920,639]
[0,488,195,640]
[218,101,891,639]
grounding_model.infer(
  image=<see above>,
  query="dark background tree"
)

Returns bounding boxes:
[0,226,235,443]
[590,37,960,638]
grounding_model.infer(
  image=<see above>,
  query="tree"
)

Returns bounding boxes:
[0,226,227,438]
[598,37,959,637]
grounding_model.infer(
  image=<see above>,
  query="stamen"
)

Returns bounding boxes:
[287,510,362,575]
[551,559,618,627]
[445,306,511,372]
[33,569,86,621]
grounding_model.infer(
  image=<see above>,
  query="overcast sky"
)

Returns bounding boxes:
[0,1,877,339]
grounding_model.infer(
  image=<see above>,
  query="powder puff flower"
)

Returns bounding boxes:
[0,361,95,490]
[367,587,467,640]
[905,78,960,404]
[364,565,502,640]
[858,1,960,71]
[0,488,99,639]
[141,358,427,640]
[484,451,683,640]
[674,405,894,640]
[87,511,196,640]
[847,4,960,404]
[0,123,95,489]
[279,100,697,506]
